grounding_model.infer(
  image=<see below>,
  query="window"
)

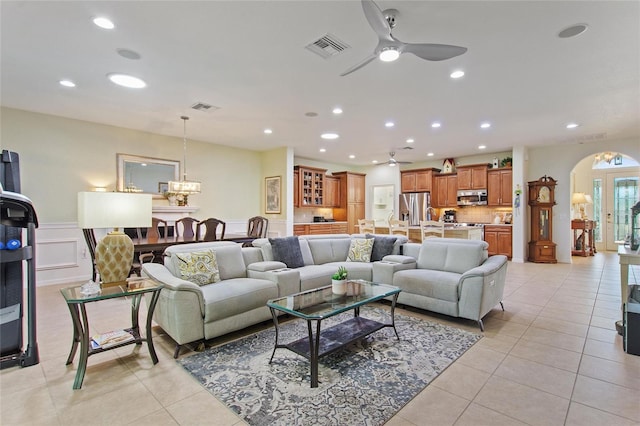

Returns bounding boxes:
[592,179,602,242]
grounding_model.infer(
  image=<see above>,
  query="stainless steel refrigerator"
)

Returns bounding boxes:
[399,192,431,226]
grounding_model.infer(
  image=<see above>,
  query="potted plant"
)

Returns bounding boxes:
[500,156,512,168]
[331,266,348,295]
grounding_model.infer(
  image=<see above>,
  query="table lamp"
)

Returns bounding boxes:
[571,192,590,220]
[78,192,152,286]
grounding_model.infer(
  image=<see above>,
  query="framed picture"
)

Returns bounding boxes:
[265,176,281,214]
[158,182,169,193]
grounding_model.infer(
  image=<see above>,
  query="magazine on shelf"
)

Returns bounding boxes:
[91,329,134,349]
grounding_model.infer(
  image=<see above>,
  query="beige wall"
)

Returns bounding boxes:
[1,107,265,223]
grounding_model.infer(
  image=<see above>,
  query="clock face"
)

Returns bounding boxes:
[538,186,550,203]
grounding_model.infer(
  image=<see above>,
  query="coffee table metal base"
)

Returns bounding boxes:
[269,294,399,388]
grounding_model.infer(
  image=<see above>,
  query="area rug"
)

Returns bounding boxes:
[178,306,481,426]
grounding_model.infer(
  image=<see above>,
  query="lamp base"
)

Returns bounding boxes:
[95,230,133,285]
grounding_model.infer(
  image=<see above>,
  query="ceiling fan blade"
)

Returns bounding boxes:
[403,43,467,61]
[361,0,393,42]
[340,53,377,76]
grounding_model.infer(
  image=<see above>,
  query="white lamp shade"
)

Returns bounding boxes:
[78,192,152,229]
[571,192,587,204]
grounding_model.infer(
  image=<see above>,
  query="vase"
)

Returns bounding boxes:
[167,194,178,206]
[332,279,346,295]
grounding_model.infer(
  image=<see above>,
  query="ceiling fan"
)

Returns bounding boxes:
[377,152,412,166]
[341,0,468,76]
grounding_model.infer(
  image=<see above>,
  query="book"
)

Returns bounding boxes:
[91,330,134,349]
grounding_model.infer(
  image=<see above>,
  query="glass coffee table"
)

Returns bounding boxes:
[267,280,401,388]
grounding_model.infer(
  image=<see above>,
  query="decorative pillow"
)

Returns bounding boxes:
[173,249,220,286]
[346,238,375,263]
[366,234,397,261]
[269,236,304,268]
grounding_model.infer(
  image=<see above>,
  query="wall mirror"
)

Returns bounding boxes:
[117,154,179,198]
[371,184,395,225]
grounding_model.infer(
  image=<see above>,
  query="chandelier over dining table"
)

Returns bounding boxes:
[168,115,201,204]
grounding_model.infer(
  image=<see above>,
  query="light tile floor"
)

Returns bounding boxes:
[1,252,639,425]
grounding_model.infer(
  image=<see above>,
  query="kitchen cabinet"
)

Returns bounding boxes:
[457,164,489,190]
[444,228,484,240]
[293,170,299,207]
[487,168,512,207]
[295,166,326,207]
[433,174,458,208]
[400,168,440,193]
[324,176,340,207]
[332,171,366,234]
[293,222,348,236]
[484,225,512,258]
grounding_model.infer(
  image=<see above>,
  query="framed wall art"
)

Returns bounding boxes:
[265,176,281,214]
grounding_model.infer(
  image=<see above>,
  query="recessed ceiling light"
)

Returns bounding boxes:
[107,73,146,88]
[480,122,491,129]
[406,138,414,144]
[372,160,379,164]
[305,112,318,117]
[263,128,273,134]
[321,132,339,140]
[379,48,400,62]
[427,152,434,157]
[478,145,487,150]
[332,107,343,115]
[349,154,356,159]
[319,148,326,153]
[385,121,395,128]
[566,123,579,129]
[558,24,588,38]
[93,17,115,30]
[59,79,76,88]
[450,70,465,79]
[431,122,441,128]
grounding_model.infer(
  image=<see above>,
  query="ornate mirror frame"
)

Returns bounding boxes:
[116,153,180,198]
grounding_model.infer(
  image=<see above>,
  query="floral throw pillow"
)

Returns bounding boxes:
[346,238,374,263]
[173,249,221,285]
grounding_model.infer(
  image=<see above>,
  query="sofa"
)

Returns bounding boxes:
[141,234,406,357]
[372,238,508,331]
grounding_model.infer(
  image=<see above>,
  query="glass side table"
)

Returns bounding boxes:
[60,278,163,389]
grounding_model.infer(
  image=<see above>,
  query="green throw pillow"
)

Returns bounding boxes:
[346,238,374,263]
[173,249,221,285]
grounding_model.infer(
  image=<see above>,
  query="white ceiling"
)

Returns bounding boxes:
[1,1,639,166]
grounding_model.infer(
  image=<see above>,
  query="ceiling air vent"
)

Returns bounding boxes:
[305,33,350,59]
[191,102,220,113]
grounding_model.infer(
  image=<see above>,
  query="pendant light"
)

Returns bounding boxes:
[168,116,201,204]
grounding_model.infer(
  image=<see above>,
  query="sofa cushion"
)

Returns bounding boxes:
[417,239,487,274]
[307,238,351,265]
[172,249,220,285]
[366,234,397,261]
[347,238,374,262]
[393,269,461,302]
[201,278,278,321]
[269,236,304,268]
[213,244,249,280]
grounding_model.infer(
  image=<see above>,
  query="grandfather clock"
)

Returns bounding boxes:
[528,175,557,263]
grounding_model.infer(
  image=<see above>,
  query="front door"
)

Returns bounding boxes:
[603,173,639,251]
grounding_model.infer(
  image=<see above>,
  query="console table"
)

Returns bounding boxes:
[571,219,596,256]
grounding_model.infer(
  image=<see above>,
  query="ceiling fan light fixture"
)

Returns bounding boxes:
[379,48,400,62]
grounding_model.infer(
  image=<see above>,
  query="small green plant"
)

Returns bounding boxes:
[332,266,348,281]
[500,156,512,167]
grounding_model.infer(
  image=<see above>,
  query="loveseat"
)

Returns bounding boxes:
[141,234,406,357]
[372,238,508,330]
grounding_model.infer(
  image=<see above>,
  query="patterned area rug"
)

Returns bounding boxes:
[179,306,481,426]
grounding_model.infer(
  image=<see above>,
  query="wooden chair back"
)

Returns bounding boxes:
[147,217,168,240]
[196,218,227,241]
[247,216,269,238]
[358,219,376,234]
[388,219,410,237]
[175,217,198,239]
[420,220,445,241]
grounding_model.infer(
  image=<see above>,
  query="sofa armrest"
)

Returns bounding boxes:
[372,257,417,285]
[247,263,301,296]
[458,255,509,323]
[142,263,205,314]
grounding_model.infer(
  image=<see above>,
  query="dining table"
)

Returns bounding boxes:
[132,234,257,263]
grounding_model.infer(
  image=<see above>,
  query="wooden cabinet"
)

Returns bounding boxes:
[433,174,458,208]
[293,222,348,236]
[324,176,340,207]
[332,171,366,234]
[400,168,439,193]
[293,224,307,236]
[484,225,512,258]
[457,164,489,190]
[293,170,299,207]
[487,168,512,207]
[528,175,557,263]
[571,219,596,256]
[295,166,325,207]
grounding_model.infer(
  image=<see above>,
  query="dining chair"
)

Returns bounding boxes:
[175,217,199,239]
[419,220,445,241]
[196,218,226,241]
[146,217,168,240]
[247,216,269,238]
[358,219,376,234]
[388,219,410,237]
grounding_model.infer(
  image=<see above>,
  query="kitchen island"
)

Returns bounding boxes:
[374,225,484,242]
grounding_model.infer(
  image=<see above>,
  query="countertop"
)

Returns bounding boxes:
[294,221,347,225]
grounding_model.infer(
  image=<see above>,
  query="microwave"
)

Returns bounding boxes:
[457,189,488,206]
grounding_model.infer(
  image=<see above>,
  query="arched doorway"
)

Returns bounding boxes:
[570,152,639,252]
